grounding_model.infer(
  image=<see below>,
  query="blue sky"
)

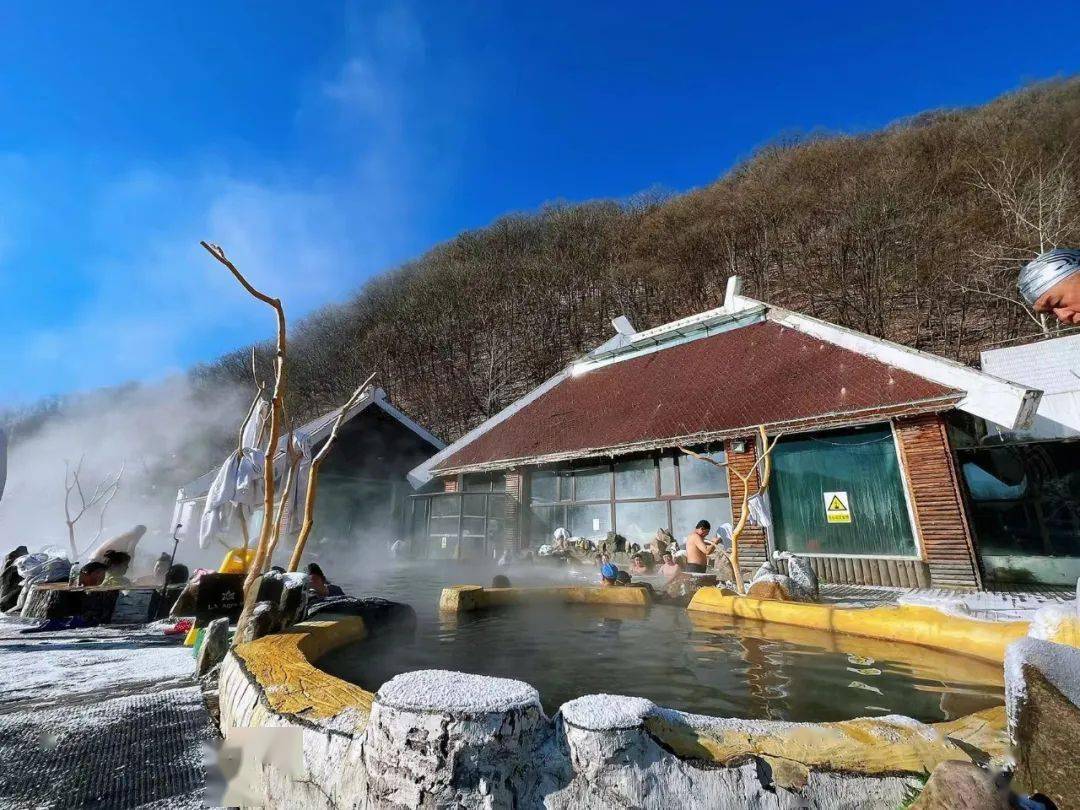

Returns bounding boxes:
[1,1,1078,405]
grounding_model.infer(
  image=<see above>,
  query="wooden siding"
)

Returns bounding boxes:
[895,414,982,589]
[724,437,769,574]
[504,469,524,552]
[775,555,932,588]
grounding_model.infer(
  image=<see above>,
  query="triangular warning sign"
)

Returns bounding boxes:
[827,495,846,511]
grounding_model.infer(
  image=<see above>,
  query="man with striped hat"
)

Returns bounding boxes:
[1019,248,1080,324]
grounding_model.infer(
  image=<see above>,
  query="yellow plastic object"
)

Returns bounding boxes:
[687,588,1029,663]
[439,584,652,613]
[218,547,256,574]
[183,626,199,647]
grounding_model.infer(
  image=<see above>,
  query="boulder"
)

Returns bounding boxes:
[235,600,278,644]
[712,554,736,584]
[781,554,819,601]
[306,596,417,637]
[278,574,308,628]
[196,617,230,678]
[0,545,28,612]
[746,575,792,601]
[909,761,1007,810]
[1007,638,1080,809]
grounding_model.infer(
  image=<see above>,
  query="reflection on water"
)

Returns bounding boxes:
[328,561,1003,723]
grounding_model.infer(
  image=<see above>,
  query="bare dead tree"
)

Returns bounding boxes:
[201,241,287,641]
[680,426,781,593]
[63,457,125,559]
[287,372,376,572]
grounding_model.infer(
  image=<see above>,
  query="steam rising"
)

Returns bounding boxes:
[0,377,246,570]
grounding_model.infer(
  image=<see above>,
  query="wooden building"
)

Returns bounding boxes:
[408,279,1042,590]
[174,387,443,555]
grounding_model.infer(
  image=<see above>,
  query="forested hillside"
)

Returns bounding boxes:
[13,80,1080,462]
[188,79,1080,446]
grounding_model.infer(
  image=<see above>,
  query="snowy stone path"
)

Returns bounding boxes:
[0,621,212,809]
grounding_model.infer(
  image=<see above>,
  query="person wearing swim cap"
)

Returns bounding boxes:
[1019,248,1080,324]
[600,562,620,586]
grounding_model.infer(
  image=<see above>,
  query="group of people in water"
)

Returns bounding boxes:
[594,519,724,589]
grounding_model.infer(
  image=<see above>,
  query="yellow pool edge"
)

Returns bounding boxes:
[687,587,1031,663]
[224,616,375,726]
[439,583,651,612]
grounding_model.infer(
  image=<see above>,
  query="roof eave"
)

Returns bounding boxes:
[432,394,963,477]
[751,297,1043,430]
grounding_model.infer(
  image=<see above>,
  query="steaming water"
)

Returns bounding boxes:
[325,561,1004,723]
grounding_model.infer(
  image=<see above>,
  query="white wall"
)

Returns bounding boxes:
[981,334,1080,440]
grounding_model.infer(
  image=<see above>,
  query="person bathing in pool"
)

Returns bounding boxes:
[685,519,723,573]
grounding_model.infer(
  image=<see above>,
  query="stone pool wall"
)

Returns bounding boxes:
[219,586,1035,809]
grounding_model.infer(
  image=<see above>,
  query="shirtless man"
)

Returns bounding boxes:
[684,520,716,573]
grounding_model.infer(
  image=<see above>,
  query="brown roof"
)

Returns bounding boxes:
[435,320,962,472]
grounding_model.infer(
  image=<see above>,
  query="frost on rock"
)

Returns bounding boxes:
[376,669,540,715]
[1027,603,1079,640]
[1005,637,1080,740]
[560,694,655,731]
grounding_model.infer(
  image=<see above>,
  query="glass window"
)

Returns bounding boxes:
[959,443,1080,558]
[659,456,677,495]
[462,494,487,517]
[557,470,573,501]
[672,497,732,542]
[679,451,729,495]
[430,495,460,517]
[463,473,505,492]
[615,458,656,499]
[461,517,486,537]
[569,503,611,538]
[575,466,611,501]
[529,504,561,544]
[530,471,558,504]
[770,427,916,556]
[615,500,669,543]
[429,515,459,537]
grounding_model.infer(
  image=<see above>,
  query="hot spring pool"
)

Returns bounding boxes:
[324,563,1003,724]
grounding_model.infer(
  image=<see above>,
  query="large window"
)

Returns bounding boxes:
[959,441,1080,558]
[770,425,917,557]
[527,449,733,545]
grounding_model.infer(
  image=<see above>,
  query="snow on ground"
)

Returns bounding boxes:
[898,588,1076,621]
[0,618,210,808]
[0,619,195,712]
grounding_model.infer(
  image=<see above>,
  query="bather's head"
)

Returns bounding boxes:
[600,562,619,586]
[79,561,107,587]
[102,550,131,575]
[694,520,711,538]
[616,570,632,585]
[1019,248,1080,324]
[491,574,511,589]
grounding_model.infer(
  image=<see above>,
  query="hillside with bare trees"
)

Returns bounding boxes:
[189,79,1080,446]
[10,79,1080,468]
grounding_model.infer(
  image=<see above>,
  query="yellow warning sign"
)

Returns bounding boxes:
[823,491,852,524]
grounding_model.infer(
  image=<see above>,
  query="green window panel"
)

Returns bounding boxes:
[770,425,916,557]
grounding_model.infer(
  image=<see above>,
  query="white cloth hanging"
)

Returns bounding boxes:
[199,399,270,549]
[747,494,772,528]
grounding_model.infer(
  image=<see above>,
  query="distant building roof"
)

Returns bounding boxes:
[177,387,443,500]
[432,320,961,473]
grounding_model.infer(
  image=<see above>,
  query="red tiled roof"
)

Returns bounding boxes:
[436,321,962,471]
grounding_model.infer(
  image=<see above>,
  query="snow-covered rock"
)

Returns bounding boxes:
[1005,637,1080,808]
